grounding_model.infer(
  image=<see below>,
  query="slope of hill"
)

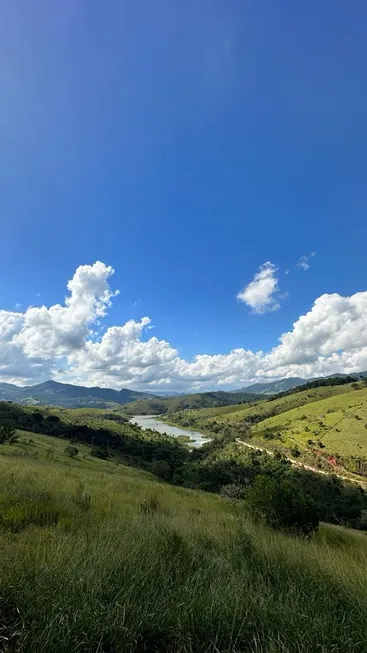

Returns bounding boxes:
[121,390,263,415]
[1,424,367,652]
[251,386,367,471]
[0,380,152,408]
[170,382,359,429]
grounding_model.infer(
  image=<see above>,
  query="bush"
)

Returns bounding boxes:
[290,447,301,458]
[244,476,319,536]
[65,445,79,458]
[220,483,246,501]
[91,447,109,459]
[0,424,18,444]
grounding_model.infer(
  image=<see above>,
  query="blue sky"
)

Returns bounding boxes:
[0,1,367,390]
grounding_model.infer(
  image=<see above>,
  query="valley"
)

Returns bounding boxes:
[1,375,367,652]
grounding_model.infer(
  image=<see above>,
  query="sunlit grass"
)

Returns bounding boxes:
[0,440,367,652]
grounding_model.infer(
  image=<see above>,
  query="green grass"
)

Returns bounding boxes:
[192,383,359,425]
[252,387,367,457]
[1,435,367,652]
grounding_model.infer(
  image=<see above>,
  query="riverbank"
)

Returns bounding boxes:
[129,414,211,448]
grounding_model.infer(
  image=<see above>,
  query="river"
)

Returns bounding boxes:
[130,415,210,448]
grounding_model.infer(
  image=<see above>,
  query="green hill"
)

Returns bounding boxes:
[167,381,367,479]
[121,390,262,415]
[170,382,359,428]
[250,386,367,471]
[1,423,367,652]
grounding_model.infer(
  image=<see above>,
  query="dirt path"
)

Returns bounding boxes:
[235,438,366,487]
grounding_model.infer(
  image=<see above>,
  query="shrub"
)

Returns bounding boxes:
[290,447,301,458]
[0,424,18,444]
[151,460,173,481]
[91,447,109,459]
[220,483,246,501]
[244,476,319,536]
[65,445,79,458]
[263,431,276,440]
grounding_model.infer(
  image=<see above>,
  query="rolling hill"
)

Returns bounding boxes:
[168,379,367,479]
[170,381,361,428]
[120,390,263,415]
[251,386,367,466]
[1,407,367,651]
[0,381,262,411]
[0,380,152,408]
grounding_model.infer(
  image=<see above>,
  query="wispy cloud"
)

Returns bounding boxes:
[297,251,316,271]
[132,299,141,307]
[237,262,281,314]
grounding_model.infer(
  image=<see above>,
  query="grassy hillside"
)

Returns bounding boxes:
[167,382,367,479]
[1,433,367,652]
[121,390,262,415]
[171,382,359,428]
[251,386,367,469]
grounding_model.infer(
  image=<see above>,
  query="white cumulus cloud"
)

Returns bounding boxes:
[1,261,367,391]
[237,262,281,313]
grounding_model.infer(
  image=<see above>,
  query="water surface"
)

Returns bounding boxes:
[130,414,210,448]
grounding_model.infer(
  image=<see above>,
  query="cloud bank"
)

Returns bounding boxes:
[1,261,367,391]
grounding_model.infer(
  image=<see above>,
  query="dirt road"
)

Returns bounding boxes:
[235,438,366,486]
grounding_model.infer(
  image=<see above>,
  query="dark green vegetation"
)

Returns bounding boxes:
[1,423,367,652]
[0,379,151,408]
[122,390,262,415]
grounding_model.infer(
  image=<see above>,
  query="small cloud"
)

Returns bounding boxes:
[237,261,281,314]
[132,299,141,307]
[36,292,41,297]
[297,251,316,271]
[146,324,155,330]
[15,303,22,309]
[285,269,290,276]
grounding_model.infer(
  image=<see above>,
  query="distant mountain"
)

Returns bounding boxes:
[240,377,308,396]
[239,372,367,396]
[0,380,152,409]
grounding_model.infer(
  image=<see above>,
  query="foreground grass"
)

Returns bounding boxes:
[1,443,367,652]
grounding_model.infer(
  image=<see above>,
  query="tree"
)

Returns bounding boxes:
[65,445,79,458]
[0,424,18,444]
[244,475,319,536]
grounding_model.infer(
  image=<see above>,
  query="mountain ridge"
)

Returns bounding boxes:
[0,380,152,408]
[240,372,367,395]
